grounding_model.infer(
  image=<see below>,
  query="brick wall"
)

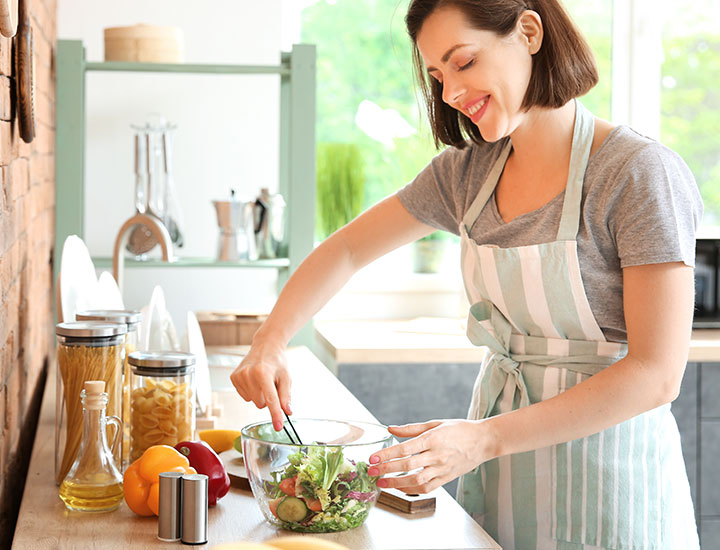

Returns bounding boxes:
[0,0,56,547]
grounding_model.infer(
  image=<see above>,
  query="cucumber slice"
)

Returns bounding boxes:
[276,496,309,523]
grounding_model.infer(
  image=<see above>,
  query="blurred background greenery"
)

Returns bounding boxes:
[303,0,719,233]
[316,143,366,239]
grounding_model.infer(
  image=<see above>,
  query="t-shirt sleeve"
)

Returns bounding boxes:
[606,142,703,268]
[396,144,474,236]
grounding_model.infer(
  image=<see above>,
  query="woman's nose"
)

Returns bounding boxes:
[442,76,465,106]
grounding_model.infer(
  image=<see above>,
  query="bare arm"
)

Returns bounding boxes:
[231,194,435,429]
[370,261,695,493]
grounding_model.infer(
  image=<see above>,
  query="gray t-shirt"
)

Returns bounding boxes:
[398,126,703,343]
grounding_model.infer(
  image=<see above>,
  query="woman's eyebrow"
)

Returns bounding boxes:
[426,43,471,72]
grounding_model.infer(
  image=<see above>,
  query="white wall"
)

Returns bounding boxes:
[58,0,284,327]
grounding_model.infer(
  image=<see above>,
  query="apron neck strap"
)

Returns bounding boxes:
[462,139,512,232]
[461,100,595,240]
[556,99,595,241]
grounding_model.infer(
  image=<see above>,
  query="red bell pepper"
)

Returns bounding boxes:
[174,440,231,506]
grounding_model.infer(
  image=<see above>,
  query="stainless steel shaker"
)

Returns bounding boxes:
[181,474,208,545]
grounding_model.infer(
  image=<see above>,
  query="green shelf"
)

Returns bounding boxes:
[56,40,317,346]
[91,256,290,269]
[85,61,290,76]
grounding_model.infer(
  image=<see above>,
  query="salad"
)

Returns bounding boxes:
[264,445,380,532]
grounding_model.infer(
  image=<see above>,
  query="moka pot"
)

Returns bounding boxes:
[212,191,257,261]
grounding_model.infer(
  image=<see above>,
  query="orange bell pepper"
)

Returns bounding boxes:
[123,445,197,516]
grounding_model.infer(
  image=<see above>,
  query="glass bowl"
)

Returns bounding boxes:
[241,418,392,533]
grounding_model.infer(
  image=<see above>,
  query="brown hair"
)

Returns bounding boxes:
[405,0,599,148]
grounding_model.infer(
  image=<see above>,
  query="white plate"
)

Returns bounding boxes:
[139,285,163,351]
[184,311,211,414]
[139,285,180,352]
[147,286,167,351]
[59,236,98,323]
[96,271,125,310]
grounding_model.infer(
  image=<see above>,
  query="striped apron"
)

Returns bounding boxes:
[456,101,699,549]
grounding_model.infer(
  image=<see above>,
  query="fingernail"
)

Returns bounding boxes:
[377,479,388,488]
[368,467,379,476]
[370,455,380,464]
[274,421,282,431]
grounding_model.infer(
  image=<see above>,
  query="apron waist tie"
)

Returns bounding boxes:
[467,300,627,419]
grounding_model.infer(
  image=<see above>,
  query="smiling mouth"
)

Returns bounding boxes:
[467,96,489,116]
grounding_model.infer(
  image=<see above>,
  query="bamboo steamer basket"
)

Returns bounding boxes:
[104,24,184,63]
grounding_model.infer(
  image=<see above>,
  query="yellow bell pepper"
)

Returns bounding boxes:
[123,445,196,516]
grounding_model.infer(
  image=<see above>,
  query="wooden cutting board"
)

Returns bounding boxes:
[220,450,251,491]
[218,450,436,514]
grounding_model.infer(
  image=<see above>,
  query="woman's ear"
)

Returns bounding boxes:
[517,10,543,55]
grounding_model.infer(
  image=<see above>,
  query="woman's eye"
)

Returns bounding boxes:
[458,59,474,71]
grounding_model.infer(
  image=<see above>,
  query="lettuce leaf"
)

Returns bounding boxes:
[322,447,345,491]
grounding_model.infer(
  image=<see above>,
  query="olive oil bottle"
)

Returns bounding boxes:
[59,381,124,512]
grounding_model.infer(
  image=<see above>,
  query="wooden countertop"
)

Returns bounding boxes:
[11,347,499,550]
[315,318,720,365]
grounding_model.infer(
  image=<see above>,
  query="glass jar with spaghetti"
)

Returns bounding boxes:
[76,310,142,470]
[128,351,196,463]
[55,322,127,484]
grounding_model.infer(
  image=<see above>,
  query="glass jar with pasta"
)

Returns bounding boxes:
[55,322,127,484]
[76,310,142,470]
[128,351,196,463]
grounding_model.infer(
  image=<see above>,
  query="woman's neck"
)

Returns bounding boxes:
[493,101,578,223]
[508,101,576,175]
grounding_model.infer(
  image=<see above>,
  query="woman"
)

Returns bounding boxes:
[231,1,702,547]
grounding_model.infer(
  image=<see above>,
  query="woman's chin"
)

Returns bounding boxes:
[476,126,505,144]
[471,115,506,143]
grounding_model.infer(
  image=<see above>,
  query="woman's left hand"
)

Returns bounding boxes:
[367,419,496,494]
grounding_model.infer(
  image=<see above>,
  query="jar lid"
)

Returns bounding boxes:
[76,309,142,328]
[56,321,128,337]
[129,351,196,368]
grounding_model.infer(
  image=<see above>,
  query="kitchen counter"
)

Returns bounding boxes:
[315,318,720,366]
[11,347,500,550]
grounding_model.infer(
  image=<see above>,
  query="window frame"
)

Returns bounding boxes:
[611,0,663,139]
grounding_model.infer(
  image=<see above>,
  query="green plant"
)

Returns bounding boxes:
[419,230,448,242]
[316,143,366,240]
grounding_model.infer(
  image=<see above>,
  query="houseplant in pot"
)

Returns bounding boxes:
[413,231,448,273]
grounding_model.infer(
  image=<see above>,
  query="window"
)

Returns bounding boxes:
[564,0,613,120]
[661,0,720,229]
[302,0,433,218]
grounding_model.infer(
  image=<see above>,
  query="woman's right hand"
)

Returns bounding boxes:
[229,196,434,431]
[230,340,291,431]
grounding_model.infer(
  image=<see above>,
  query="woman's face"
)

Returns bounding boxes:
[416,7,541,142]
